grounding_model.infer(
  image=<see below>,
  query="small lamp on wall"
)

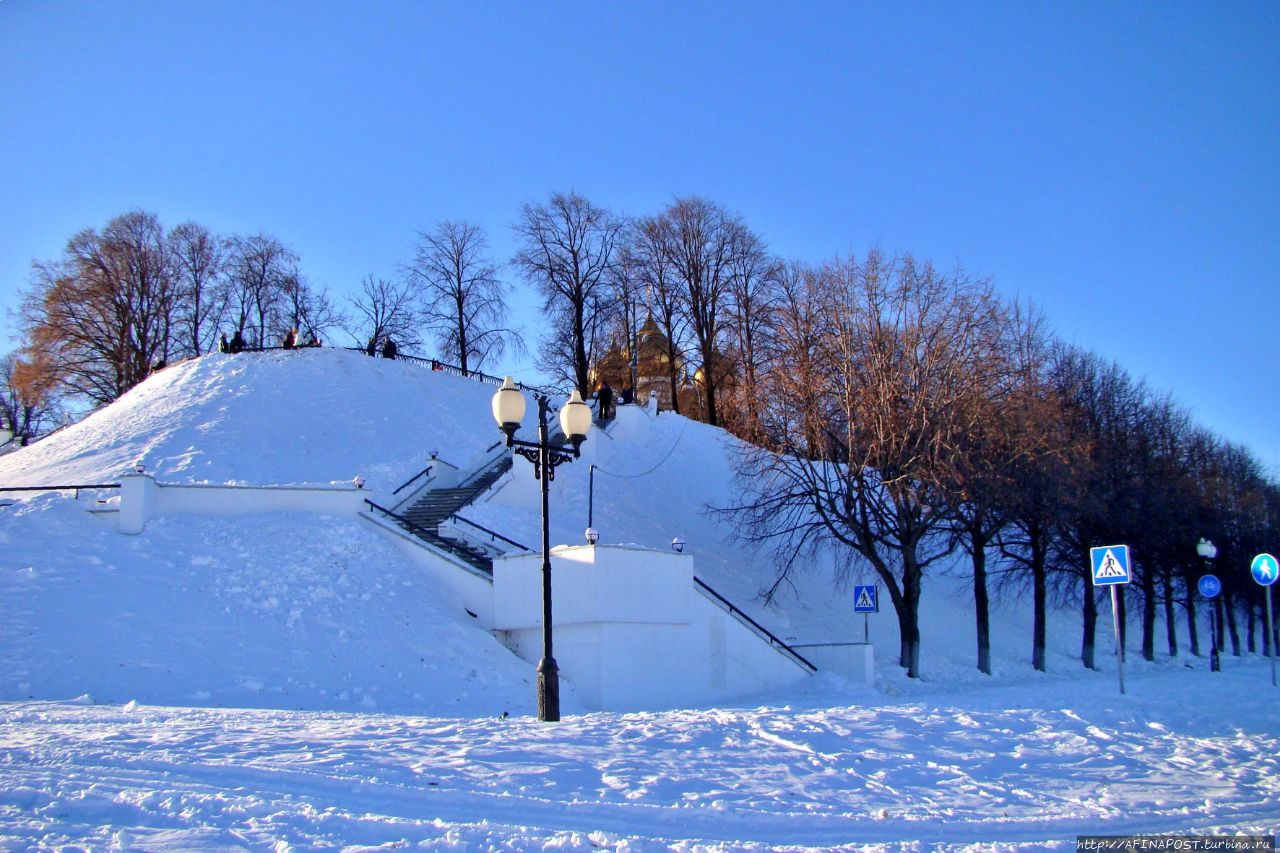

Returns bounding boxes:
[585,527,600,546]
[672,536,685,554]
[354,475,365,489]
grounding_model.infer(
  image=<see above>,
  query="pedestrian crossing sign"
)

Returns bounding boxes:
[1090,545,1131,586]
[853,584,879,613]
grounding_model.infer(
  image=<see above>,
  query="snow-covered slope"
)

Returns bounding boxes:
[0,348,505,491]
[0,494,545,716]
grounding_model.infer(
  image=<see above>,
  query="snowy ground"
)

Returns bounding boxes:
[2,661,1277,850]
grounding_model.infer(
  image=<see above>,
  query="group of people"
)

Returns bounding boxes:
[282,328,322,349]
[365,335,398,359]
[217,328,323,354]
[593,381,634,420]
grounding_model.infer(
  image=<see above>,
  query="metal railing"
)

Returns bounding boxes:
[391,464,435,496]
[692,576,817,672]
[0,483,121,501]
[449,514,531,552]
[363,499,493,572]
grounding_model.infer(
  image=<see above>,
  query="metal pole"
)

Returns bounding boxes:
[535,396,560,721]
[1267,588,1277,688]
[588,464,595,529]
[864,612,869,644]
[1110,585,1125,695]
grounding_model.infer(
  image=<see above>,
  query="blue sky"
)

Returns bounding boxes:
[2,1,1277,469]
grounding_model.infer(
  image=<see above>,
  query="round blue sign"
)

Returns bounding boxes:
[1252,553,1279,587]
[1198,574,1222,599]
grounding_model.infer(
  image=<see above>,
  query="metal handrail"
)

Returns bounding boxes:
[692,576,817,672]
[0,484,121,491]
[0,484,122,501]
[449,514,531,552]
[392,464,434,496]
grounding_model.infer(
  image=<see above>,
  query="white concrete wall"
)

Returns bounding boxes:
[608,405,652,445]
[492,544,811,711]
[791,643,875,686]
[117,473,366,534]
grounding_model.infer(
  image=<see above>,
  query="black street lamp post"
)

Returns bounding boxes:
[492,377,591,722]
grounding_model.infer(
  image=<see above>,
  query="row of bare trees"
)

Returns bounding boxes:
[717,250,1280,678]
[511,191,771,429]
[6,211,524,440]
[11,211,339,411]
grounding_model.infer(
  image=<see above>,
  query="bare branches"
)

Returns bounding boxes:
[512,192,622,396]
[346,274,421,351]
[406,221,523,373]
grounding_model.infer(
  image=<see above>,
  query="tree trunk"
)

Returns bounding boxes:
[1246,596,1256,654]
[897,560,923,678]
[704,372,718,427]
[1141,562,1156,662]
[1185,584,1201,657]
[1224,589,1241,656]
[972,537,991,675]
[1031,535,1047,672]
[1214,597,1226,650]
[1082,582,1098,669]
[1162,572,1178,657]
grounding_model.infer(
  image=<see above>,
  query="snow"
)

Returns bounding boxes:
[2,349,1277,848]
[2,664,1276,849]
[0,349,505,491]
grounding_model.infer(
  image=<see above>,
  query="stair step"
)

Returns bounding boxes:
[388,454,515,575]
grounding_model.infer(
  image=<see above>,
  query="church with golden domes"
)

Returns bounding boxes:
[590,315,739,422]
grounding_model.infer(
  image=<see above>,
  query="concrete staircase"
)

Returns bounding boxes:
[393,456,513,574]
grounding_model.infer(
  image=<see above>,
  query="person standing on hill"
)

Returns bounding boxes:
[381,338,398,359]
[283,328,297,349]
[366,335,377,357]
[229,330,245,354]
[218,333,230,354]
[597,381,614,420]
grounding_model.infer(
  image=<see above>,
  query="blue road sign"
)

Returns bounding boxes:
[1198,574,1222,599]
[853,584,879,613]
[1252,553,1278,587]
[1090,545,1131,586]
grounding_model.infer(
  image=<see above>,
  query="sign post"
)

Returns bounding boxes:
[1251,553,1278,687]
[1197,574,1222,672]
[1091,545,1132,695]
[853,584,878,644]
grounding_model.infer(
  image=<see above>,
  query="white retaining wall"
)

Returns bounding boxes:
[492,544,813,711]
[117,473,367,534]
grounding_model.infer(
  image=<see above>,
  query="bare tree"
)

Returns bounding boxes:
[20,210,176,404]
[513,191,621,396]
[724,251,1007,678]
[278,272,343,344]
[346,274,421,351]
[405,221,522,373]
[630,215,690,411]
[168,222,228,358]
[225,233,297,347]
[654,196,752,427]
[0,349,63,443]
[723,229,778,440]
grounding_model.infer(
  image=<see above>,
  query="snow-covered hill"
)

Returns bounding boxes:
[1,347,1111,710]
[3,348,1278,847]
[0,346,1229,710]
[0,348,504,491]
